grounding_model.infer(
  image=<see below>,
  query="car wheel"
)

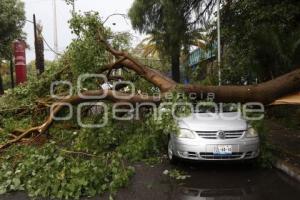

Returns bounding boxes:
[168,138,178,164]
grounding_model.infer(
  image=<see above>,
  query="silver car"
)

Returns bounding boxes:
[168,110,260,163]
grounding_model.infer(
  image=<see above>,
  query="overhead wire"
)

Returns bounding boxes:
[25,19,62,56]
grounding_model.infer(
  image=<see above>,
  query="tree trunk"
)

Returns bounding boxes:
[33,15,45,75]
[36,35,45,75]
[171,50,180,83]
[0,73,4,95]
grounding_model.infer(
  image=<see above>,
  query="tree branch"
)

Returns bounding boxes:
[0,90,161,150]
[1,29,300,152]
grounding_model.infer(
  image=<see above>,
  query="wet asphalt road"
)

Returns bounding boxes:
[1,161,300,200]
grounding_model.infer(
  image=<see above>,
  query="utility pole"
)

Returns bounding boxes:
[53,0,58,59]
[33,14,39,74]
[217,0,221,86]
[72,0,75,14]
[33,14,38,43]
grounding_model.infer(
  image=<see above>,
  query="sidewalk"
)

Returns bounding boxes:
[266,119,300,182]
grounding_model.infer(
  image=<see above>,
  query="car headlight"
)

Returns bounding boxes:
[246,127,258,138]
[177,129,195,139]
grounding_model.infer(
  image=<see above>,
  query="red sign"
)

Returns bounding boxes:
[13,40,27,85]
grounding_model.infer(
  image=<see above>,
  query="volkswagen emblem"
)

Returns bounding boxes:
[217,131,226,139]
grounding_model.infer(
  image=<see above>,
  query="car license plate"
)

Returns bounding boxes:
[214,145,232,155]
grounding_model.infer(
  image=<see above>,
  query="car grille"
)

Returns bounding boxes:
[196,130,245,139]
[199,152,243,159]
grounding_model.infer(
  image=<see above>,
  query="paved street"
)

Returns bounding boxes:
[1,161,300,200]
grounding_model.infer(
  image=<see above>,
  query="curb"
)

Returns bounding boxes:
[275,160,300,182]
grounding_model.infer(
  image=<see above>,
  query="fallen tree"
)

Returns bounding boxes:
[1,35,299,150]
[0,11,299,199]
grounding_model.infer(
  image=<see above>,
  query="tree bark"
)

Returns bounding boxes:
[33,15,45,75]
[171,50,181,83]
[182,67,300,104]
[0,73,4,95]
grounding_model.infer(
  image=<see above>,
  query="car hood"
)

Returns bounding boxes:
[178,112,247,131]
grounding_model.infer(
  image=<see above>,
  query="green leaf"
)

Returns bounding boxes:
[12,177,21,187]
[56,156,64,163]
[0,186,7,195]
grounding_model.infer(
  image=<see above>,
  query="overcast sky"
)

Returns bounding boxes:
[23,0,143,63]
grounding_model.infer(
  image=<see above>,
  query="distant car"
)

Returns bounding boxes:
[100,82,113,90]
[168,104,260,163]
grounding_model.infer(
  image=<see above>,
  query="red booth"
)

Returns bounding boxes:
[13,40,27,85]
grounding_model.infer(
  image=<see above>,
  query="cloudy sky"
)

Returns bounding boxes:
[23,0,143,63]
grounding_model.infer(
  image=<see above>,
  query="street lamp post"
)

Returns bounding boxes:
[53,0,58,59]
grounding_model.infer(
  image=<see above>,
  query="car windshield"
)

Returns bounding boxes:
[194,103,239,113]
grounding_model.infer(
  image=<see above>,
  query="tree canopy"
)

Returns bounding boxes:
[0,0,25,94]
[0,0,25,59]
[221,0,300,84]
[128,0,215,82]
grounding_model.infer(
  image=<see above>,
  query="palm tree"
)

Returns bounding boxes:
[136,29,211,59]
